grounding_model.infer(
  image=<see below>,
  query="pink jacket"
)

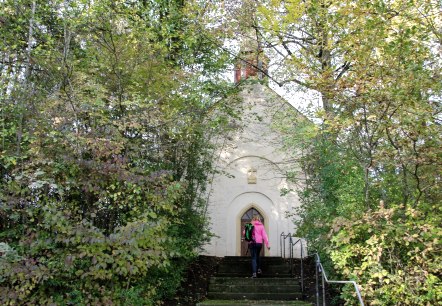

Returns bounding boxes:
[252,220,269,248]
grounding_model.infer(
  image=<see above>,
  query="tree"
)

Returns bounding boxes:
[0,0,234,304]
[240,0,442,303]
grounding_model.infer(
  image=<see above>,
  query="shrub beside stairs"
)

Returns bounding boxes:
[197,256,312,306]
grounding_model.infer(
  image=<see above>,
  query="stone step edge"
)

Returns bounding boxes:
[197,300,312,306]
[207,292,302,300]
[214,275,293,278]
[209,285,301,290]
[211,275,295,279]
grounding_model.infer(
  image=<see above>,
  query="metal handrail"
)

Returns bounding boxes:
[312,253,364,306]
[289,237,302,272]
[279,232,364,306]
[280,233,305,293]
[279,232,292,258]
[289,237,304,292]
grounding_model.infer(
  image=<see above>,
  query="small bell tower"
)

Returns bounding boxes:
[234,30,269,84]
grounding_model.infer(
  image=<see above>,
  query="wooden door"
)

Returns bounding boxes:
[240,207,265,256]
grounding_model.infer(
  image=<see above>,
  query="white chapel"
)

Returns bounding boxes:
[202,40,305,258]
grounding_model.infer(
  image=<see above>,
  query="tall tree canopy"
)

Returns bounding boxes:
[0,0,234,304]
[1,0,441,304]
[221,0,442,304]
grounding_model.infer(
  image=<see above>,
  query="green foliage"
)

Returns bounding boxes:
[264,0,442,303]
[276,117,364,258]
[329,204,442,305]
[0,0,234,304]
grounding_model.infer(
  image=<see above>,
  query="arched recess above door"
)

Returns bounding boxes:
[230,192,273,208]
[226,155,282,171]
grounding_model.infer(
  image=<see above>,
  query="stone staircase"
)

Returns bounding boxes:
[198,256,312,306]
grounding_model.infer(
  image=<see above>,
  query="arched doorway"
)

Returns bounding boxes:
[240,207,265,256]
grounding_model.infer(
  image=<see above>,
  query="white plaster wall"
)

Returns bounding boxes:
[202,83,304,258]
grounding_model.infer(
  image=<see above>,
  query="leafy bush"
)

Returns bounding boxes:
[0,181,194,305]
[329,204,442,305]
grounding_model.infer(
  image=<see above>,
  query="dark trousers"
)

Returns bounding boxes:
[249,242,262,274]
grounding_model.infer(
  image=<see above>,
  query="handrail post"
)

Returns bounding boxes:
[322,272,326,306]
[300,240,304,293]
[280,232,284,258]
[282,233,291,259]
[289,236,293,275]
[290,237,293,259]
[316,256,319,306]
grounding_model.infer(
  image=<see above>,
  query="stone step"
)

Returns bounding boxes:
[217,265,292,275]
[221,257,289,265]
[210,277,300,286]
[206,292,303,301]
[217,257,293,278]
[203,257,309,305]
[218,261,291,269]
[223,256,289,261]
[209,284,300,294]
[216,268,292,277]
[215,272,292,278]
[197,300,312,306]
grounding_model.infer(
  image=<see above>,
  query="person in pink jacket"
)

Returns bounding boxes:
[250,214,270,278]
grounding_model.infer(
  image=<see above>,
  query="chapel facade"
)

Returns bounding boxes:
[202,41,305,258]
